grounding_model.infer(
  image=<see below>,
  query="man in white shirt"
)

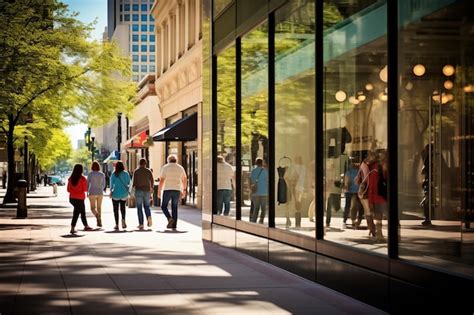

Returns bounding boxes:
[216,155,235,215]
[157,155,187,229]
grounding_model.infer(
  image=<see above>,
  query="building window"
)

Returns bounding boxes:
[141,4,148,11]
[141,65,147,72]
[124,4,130,11]
[141,25,147,32]
[141,34,147,41]
[141,45,147,52]
[141,55,147,62]
[149,54,155,62]
[150,15,155,22]
[132,24,139,31]
[149,24,155,32]
[124,14,130,21]
[241,22,269,224]
[397,0,474,276]
[132,75,139,82]
[132,14,139,21]
[132,45,139,52]
[132,34,139,41]
[150,65,155,72]
[141,14,147,22]
[120,15,123,22]
[323,0,388,253]
[149,45,155,52]
[132,55,139,62]
[120,4,123,11]
[132,4,139,11]
[274,1,315,233]
[150,35,155,42]
[132,65,139,72]
[216,45,237,218]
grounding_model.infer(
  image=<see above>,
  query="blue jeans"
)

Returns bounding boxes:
[161,190,180,223]
[216,190,232,215]
[135,190,151,225]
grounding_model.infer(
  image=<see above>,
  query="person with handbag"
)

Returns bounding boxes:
[249,158,268,224]
[355,152,377,237]
[131,158,154,230]
[110,161,131,231]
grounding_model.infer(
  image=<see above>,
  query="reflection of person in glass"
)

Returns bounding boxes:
[250,158,268,224]
[356,152,376,237]
[216,155,235,215]
[343,158,363,229]
[325,158,341,228]
[368,150,388,241]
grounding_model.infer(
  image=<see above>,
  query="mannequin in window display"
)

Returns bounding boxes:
[366,150,388,241]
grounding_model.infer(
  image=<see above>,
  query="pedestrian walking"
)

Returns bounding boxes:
[216,155,235,215]
[158,155,187,229]
[2,170,6,189]
[249,158,268,224]
[131,158,154,230]
[110,161,131,231]
[87,161,106,227]
[67,164,92,234]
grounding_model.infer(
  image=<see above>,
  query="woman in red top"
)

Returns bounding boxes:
[67,164,92,234]
[367,151,388,241]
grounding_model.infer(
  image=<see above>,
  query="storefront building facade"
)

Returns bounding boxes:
[201,0,473,312]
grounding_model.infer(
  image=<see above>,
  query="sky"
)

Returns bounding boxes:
[63,0,107,149]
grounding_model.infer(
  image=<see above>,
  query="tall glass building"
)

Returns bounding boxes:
[107,0,156,82]
[201,0,473,312]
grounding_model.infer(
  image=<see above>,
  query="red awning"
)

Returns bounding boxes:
[124,131,149,149]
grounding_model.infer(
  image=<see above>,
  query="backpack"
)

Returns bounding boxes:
[378,164,387,199]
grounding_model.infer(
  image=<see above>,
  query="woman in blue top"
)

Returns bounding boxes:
[110,161,131,230]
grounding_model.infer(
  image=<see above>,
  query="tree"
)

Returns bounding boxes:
[0,0,135,203]
[68,146,92,169]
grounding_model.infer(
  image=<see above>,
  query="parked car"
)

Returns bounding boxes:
[49,175,65,186]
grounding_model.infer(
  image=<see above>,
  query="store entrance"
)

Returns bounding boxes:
[182,141,198,207]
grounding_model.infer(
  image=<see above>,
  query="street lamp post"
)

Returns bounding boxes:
[91,136,95,162]
[117,112,122,155]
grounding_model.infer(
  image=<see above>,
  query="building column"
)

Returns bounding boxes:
[167,17,171,69]
[158,27,163,75]
[195,0,200,43]
[184,0,189,52]
[175,5,180,60]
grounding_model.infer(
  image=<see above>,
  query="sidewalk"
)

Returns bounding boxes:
[0,186,384,314]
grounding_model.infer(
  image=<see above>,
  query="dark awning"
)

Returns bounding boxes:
[152,112,197,142]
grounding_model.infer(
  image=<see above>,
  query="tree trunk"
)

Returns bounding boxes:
[3,118,17,204]
[29,153,36,192]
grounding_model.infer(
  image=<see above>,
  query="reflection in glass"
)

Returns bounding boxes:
[216,46,237,217]
[241,22,269,225]
[323,0,387,254]
[274,1,316,235]
[398,0,474,275]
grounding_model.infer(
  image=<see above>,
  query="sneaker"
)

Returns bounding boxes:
[422,219,432,226]
[97,218,102,227]
[70,228,76,234]
[147,216,152,227]
[84,226,93,231]
[166,218,175,228]
[114,225,119,231]
[137,224,144,230]
[122,219,127,229]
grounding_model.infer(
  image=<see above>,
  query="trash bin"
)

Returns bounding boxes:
[153,181,160,207]
[16,179,28,218]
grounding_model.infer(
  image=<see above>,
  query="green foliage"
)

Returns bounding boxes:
[68,146,92,169]
[0,0,136,202]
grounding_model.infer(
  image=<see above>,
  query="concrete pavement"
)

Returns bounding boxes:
[0,186,384,314]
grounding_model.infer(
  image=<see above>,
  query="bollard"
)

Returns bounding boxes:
[17,179,28,218]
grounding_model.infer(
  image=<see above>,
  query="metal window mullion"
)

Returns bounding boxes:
[268,12,275,228]
[315,0,324,241]
[212,54,218,217]
[236,38,242,221]
[387,0,399,259]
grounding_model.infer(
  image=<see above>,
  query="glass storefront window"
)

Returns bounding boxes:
[241,22,269,225]
[398,0,474,275]
[274,1,316,234]
[323,0,388,255]
[216,45,237,217]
